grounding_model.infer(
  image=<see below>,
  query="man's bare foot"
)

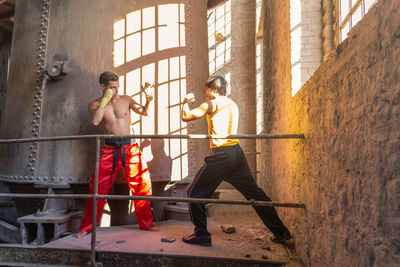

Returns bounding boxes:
[143,226,159,232]
[75,231,89,238]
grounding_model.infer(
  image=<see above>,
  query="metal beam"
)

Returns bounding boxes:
[0,133,305,144]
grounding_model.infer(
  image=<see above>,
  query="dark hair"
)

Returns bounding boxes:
[99,71,119,86]
[205,76,227,96]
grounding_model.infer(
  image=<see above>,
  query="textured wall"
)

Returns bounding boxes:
[260,0,400,266]
[0,34,11,136]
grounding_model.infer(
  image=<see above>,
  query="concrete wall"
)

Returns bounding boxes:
[260,0,400,266]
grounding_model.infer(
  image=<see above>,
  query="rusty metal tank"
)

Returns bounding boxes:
[0,0,209,188]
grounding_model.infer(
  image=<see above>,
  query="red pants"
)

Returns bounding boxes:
[79,141,154,232]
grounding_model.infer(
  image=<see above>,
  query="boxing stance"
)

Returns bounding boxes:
[76,71,157,238]
[181,76,292,246]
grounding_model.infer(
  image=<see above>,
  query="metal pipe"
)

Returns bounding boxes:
[0,133,305,144]
[90,137,100,266]
[0,193,305,208]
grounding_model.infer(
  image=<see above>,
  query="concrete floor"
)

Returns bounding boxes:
[40,218,301,266]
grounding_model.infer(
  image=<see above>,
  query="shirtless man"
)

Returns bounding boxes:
[76,71,157,238]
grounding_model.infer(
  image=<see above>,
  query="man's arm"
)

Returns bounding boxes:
[129,96,151,116]
[181,93,213,122]
[88,101,104,126]
[88,88,114,126]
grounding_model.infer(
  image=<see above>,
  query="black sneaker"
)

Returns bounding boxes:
[270,230,292,243]
[182,233,212,247]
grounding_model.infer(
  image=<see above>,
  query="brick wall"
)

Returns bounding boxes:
[261,0,400,265]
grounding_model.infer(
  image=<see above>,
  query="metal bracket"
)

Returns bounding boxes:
[46,60,69,80]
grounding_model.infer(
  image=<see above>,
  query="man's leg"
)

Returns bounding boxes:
[225,153,291,241]
[125,143,155,230]
[183,152,229,246]
[77,146,115,236]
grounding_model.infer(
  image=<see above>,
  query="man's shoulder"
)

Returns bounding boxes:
[88,98,100,109]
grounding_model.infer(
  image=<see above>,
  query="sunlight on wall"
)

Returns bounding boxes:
[113,3,188,182]
[290,0,302,97]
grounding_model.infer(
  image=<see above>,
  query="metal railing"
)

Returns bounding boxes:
[0,133,305,266]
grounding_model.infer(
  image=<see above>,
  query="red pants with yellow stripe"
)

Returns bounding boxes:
[79,140,154,233]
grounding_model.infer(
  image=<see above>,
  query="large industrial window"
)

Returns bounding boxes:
[207,0,231,74]
[339,0,378,42]
[112,3,188,182]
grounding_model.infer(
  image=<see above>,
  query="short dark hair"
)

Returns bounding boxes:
[99,71,119,86]
[205,76,227,96]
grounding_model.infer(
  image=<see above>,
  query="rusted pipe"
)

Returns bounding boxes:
[0,193,305,208]
[0,133,305,144]
[90,137,100,266]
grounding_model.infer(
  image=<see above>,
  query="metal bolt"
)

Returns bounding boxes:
[34,133,39,137]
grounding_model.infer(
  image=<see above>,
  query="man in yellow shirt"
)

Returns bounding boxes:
[181,76,292,247]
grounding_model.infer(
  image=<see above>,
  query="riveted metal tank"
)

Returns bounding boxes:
[0,0,208,189]
[0,0,210,231]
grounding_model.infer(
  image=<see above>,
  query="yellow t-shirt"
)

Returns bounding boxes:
[206,96,240,149]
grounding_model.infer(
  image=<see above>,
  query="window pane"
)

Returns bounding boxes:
[180,24,185,47]
[180,56,186,77]
[158,4,179,50]
[352,6,362,26]
[340,0,349,23]
[341,22,350,41]
[365,0,376,11]
[158,59,169,84]
[351,0,359,8]
[143,7,155,28]
[114,19,125,40]
[143,29,155,55]
[126,68,141,96]
[126,11,141,34]
[170,81,180,106]
[180,4,185,23]
[170,57,180,80]
[158,84,169,134]
[126,32,141,61]
[113,39,125,67]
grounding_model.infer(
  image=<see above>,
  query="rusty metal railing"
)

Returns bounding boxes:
[0,133,305,266]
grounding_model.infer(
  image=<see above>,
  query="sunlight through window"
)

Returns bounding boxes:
[339,0,378,42]
[113,3,187,182]
[208,0,231,74]
[290,0,302,96]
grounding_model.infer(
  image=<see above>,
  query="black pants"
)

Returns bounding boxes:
[187,144,289,237]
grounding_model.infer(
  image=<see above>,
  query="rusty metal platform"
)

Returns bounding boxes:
[0,219,302,266]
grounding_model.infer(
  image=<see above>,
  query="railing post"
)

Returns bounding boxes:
[90,137,101,266]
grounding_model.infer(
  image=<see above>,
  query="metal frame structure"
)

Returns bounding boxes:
[0,133,305,266]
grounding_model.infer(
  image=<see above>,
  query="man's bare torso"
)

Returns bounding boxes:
[92,95,132,135]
